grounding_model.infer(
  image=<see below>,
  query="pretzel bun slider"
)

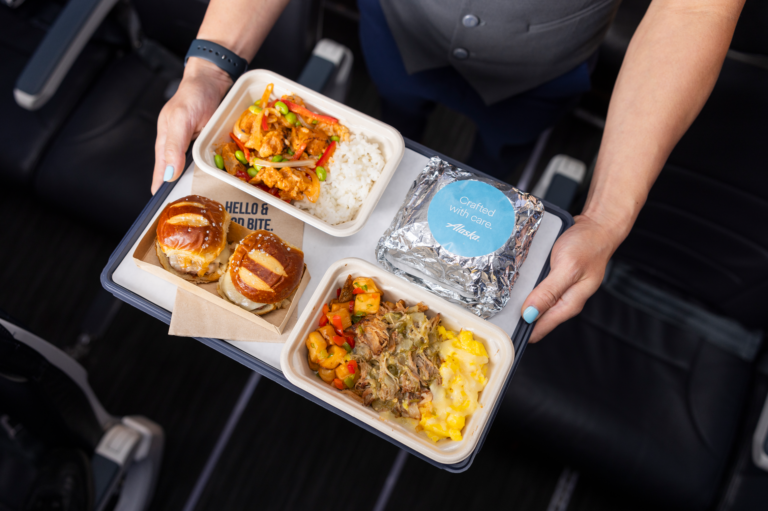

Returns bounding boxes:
[155,195,231,283]
[218,230,304,315]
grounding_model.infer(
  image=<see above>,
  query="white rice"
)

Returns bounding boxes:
[295,132,385,225]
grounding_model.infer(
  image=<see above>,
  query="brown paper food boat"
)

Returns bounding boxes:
[132,219,310,335]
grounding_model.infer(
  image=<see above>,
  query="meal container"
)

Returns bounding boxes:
[281,258,515,465]
[192,69,405,237]
[132,218,310,336]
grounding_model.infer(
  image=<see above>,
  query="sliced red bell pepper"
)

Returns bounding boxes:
[347,360,358,374]
[345,335,355,349]
[336,288,341,298]
[282,99,338,125]
[315,141,336,169]
[256,184,276,196]
[331,315,343,332]
[322,304,329,315]
[235,169,249,181]
[230,132,250,160]
[352,288,364,295]
[348,301,354,313]
[318,315,328,327]
[255,184,291,204]
[261,114,269,132]
[332,335,346,347]
[292,141,308,161]
[332,378,344,390]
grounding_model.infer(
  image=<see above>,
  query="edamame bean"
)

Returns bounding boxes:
[272,155,285,162]
[331,136,339,142]
[316,166,327,181]
[285,112,299,126]
[235,150,248,165]
[249,104,262,114]
[275,101,289,115]
[311,119,318,125]
[214,154,224,170]
[247,167,258,178]
[287,148,295,156]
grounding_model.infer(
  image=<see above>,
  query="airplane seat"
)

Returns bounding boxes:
[0,0,121,186]
[19,0,320,234]
[0,314,163,511]
[499,1,768,510]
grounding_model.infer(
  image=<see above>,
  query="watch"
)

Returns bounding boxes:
[185,39,248,82]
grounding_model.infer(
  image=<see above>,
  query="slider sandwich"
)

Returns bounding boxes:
[156,195,231,283]
[218,230,304,315]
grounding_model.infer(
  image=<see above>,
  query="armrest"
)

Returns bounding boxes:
[531,154,586,210]
[297,39,353,102]
[13,0,119,111]
[754,391,768,471]
[93,417,164,511]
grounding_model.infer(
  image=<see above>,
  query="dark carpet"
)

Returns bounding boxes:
[194,377,400,511]
[383,431,561,511]
[0,184,116,349]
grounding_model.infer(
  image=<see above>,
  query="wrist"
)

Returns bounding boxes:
[579,202,639,250]
[183,57,232,95]
[580,159,651,247]
[580,180,646,248]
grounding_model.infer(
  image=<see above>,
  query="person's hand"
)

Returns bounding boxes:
[520,213,624,343]
[151,58,233,194]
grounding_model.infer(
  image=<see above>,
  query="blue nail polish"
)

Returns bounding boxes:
[523,306,539,324]
[163,165,174,181]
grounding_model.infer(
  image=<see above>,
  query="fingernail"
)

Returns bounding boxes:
[164,165,174,181]
[523,306,539,324]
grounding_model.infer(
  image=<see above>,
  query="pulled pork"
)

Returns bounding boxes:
[347,298,444,420]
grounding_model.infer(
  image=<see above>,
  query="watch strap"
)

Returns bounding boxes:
[185,39,248,81]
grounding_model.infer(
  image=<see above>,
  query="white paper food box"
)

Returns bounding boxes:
[281,258,515,465]
[192,69,405,237]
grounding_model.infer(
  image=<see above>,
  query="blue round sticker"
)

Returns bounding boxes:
[427,180,516,257]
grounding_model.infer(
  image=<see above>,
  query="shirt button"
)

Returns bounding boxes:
[453,47,469,60]
[462,14,480,27]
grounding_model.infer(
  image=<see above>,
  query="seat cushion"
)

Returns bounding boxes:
[616,58,768,329]
[498,284,752,510]
[0,3,113,185]
[666,58,768,201]
[34,51,182,234]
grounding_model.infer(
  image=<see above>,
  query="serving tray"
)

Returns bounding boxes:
[102,139,574,473]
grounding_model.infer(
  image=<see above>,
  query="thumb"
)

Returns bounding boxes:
[520,264,579,327]
[163,112,195,184]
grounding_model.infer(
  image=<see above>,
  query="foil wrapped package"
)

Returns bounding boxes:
[376,157,544,318]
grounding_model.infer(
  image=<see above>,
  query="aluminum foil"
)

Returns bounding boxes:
[376,157,544,318]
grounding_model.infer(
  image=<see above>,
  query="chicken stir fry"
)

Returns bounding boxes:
[305,276,488,443]
[213,83,350,203]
